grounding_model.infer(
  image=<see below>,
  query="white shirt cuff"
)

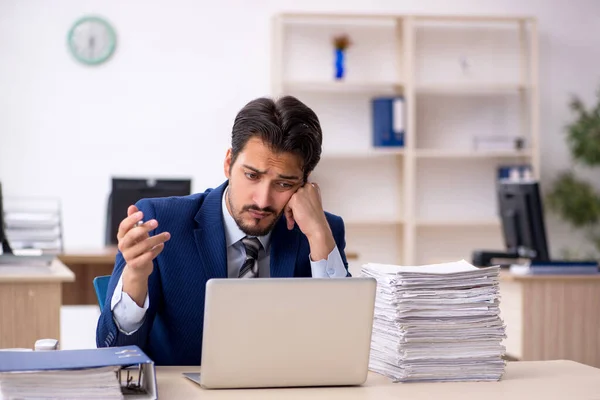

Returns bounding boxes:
[111,274,149,335]
[309,245,348,278]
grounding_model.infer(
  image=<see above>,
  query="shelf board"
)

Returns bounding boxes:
[414,15,531,23]
[416,218,500,227]
[415,149,532,159]
[344,218,404,226]
[321,148,405,159]
[278,12,532,25]
[279,13,397,27]
[416,83,529,95]
[282,81,403,94]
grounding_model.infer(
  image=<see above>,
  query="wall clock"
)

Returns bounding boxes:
[67,16,117,65]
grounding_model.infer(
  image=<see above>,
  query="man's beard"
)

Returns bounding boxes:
[227,189,282,236]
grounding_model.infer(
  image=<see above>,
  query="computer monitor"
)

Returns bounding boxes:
[105,178,192,245]
[0,182,13,254]
[497,180,550,262]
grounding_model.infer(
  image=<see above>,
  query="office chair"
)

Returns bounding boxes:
[93,275,111,310]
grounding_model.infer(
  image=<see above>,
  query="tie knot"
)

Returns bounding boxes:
[241,236,261,261]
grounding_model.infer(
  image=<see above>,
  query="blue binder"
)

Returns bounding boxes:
[0,345,157,399]
[372,97,405,147]
[510,260,599,275]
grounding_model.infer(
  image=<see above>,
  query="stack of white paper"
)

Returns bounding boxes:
[3,197,63,254]
[361,259,506,383]
[0,366,124,399]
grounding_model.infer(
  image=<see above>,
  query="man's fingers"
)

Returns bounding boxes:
[130,243,165,270]
[118,219,159,252]
[123,233,170,267]
[117,210,144,241]
[124,231,170,261]
[309,181,321,195]
[284,206,295,230]
[127,205,139,217]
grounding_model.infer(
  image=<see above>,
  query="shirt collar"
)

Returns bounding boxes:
[221,186,271,252]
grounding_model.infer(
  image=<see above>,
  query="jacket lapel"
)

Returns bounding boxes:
[269,216,300,277]
[193,181,229,280]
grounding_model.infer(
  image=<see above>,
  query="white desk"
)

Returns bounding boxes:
[155,360,600,399]
[499,271,600,367]
[0,260,74,349]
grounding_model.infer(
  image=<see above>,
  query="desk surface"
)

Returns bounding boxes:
[58,248,600,281]
[499,269,600,281]
[58,247,118,265]
[0,259,75,283]
[155,360,600,399]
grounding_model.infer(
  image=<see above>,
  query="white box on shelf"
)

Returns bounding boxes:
[473,136,525,151]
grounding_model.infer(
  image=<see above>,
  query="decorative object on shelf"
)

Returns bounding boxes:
[459,54,473,78]
[67,16,117,66]
[333,34,351,80]
[473,136,526,151]
[497,164,533,181]
[372,97,405,147]
[546,86,600,260]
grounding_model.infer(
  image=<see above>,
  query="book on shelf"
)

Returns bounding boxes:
[372,97,405,148]
[497,164,533,182]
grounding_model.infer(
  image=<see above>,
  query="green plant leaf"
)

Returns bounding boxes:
[546,171,600,228]
[566,91,600,167]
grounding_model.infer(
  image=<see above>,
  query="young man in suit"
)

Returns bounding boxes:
[96,96,351,365]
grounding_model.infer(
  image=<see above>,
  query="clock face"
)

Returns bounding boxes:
[68,16,116,65]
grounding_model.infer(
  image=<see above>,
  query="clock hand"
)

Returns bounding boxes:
[89,36,95,59]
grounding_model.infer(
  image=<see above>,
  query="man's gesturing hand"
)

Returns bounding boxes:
[284,182,335,261]
[118,205,171,306]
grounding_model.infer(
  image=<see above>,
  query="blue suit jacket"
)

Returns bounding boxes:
[96,180,350,365]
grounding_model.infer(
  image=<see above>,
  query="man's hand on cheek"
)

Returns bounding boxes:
[284,182,335,261]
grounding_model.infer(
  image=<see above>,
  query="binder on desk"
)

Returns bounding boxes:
[0,345,157,399]
[510,260,599,275]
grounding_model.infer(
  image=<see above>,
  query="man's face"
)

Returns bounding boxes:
[223,137,304,236]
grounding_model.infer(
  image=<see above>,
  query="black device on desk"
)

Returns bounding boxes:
[0,182,13,255]
[105,177,192,245]
[472,180,550,267]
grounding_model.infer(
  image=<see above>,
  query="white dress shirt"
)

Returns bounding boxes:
[111,188,348,334]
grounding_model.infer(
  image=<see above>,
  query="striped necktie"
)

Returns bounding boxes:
[238,236,261,278]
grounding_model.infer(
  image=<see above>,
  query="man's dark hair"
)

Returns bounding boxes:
[230,96,322,181]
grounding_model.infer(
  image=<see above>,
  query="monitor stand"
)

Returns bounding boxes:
[471,250,521,267]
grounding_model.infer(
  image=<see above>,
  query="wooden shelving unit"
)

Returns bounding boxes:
[415,218,501,227]
[271,13,539,270]
[321,148,405,159]
[414,149,532,159]
[282,81,402,94]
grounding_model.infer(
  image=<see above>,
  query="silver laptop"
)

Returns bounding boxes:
[190,277,376,389]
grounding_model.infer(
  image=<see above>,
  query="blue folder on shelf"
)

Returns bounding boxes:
[0,345,157,399]
[372,96,405,147]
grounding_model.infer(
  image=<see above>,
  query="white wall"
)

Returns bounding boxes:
[1,0,599,254]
